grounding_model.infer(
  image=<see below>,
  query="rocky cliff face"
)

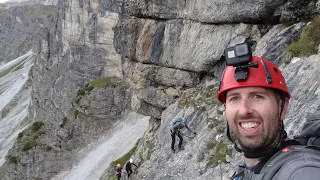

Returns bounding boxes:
[0,0,320,179]
[0,3,56,62]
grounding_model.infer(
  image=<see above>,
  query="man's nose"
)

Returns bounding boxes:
[238,98,253,116]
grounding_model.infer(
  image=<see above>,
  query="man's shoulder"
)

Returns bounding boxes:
[274,151,320,179]
[258,146,320,179]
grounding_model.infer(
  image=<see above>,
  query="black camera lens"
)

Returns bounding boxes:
[235,44,249,56]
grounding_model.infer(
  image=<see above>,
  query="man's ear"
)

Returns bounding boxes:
[280,97,290,121]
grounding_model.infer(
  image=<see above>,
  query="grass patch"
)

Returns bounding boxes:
[77,89,86,97]
[110,139,140,173]
[13,61,25,72]
[207,123,214,129]
[206,141,216,150]
[60,117,68,128]
[217,109,224,115]
[214,140,232,163]
[0,61,24,78]
[216,126,225,134]
[0,9,9,14]
[22,139,38,152]
[8,155,19,164]
[199,169,204,175]
[280,21,295,30]
[74,109,79,119]
[32,121,44,132]
[178,86,219,109]
[18,132,24,139]
[197,152,205,162]
[75,83,94,104]
[286,40,315,57]
[90,77,123,87]
[0,57,4,63]
[17,40,28,51]
[75,96,82,104]
[46,146,53,151]
[33,130,45,139]
[108,176,117,180]
[206,140,232,168]
[286,16,320,57]
[70,108,80,119]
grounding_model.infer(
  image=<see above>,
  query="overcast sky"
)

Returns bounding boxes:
[0,0,9,3]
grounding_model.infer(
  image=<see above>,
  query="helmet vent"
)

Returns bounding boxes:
[261,60,273,83]
[273,67,278,73]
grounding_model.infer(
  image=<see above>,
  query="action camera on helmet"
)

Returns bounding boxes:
[223,43,258,82]
[224,43,252,66]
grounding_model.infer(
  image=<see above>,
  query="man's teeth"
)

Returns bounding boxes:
[241,122,258,130]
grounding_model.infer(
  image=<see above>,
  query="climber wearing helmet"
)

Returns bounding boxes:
[217,43,320,179]
[171,116,196,152]
[115,164,122,180]
[125,158,138,179]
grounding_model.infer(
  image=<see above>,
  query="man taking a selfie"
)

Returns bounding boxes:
[217,43,320,179]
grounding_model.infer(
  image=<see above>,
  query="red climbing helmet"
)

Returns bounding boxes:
[217,43,290,103]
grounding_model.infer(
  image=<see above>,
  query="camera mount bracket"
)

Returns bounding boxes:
[234,61,258,82]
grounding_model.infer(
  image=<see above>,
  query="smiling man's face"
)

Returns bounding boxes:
[225,87,286,151]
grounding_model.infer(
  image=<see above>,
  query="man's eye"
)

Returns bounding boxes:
[228,96,238,101]
[253,95,263,99]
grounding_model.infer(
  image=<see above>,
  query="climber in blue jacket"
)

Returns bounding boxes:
[171,117,196,152]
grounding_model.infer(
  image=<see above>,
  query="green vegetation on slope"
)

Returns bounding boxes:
[75,83,94,104]
[18,121,45,152]
[8,155,19,164]
[206,140,232,168]
[90,77,123,88]
[0,60,25,78]
[17,40,28,51]
[22,139,38,152]
[178,85,219,110]
[60,117,68,128]
[286,16,320,57]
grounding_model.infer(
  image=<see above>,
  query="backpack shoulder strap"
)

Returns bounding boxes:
[172,118,182,126]
[232,168,266,180]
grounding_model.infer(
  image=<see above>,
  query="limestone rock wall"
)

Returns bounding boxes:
[0,4,55,61]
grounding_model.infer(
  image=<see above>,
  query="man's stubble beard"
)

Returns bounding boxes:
[232,112,282,151]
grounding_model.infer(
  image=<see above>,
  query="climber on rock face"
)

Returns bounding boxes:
[125,158,138,179]
[171,116,196,152]
[115,164,122,180]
